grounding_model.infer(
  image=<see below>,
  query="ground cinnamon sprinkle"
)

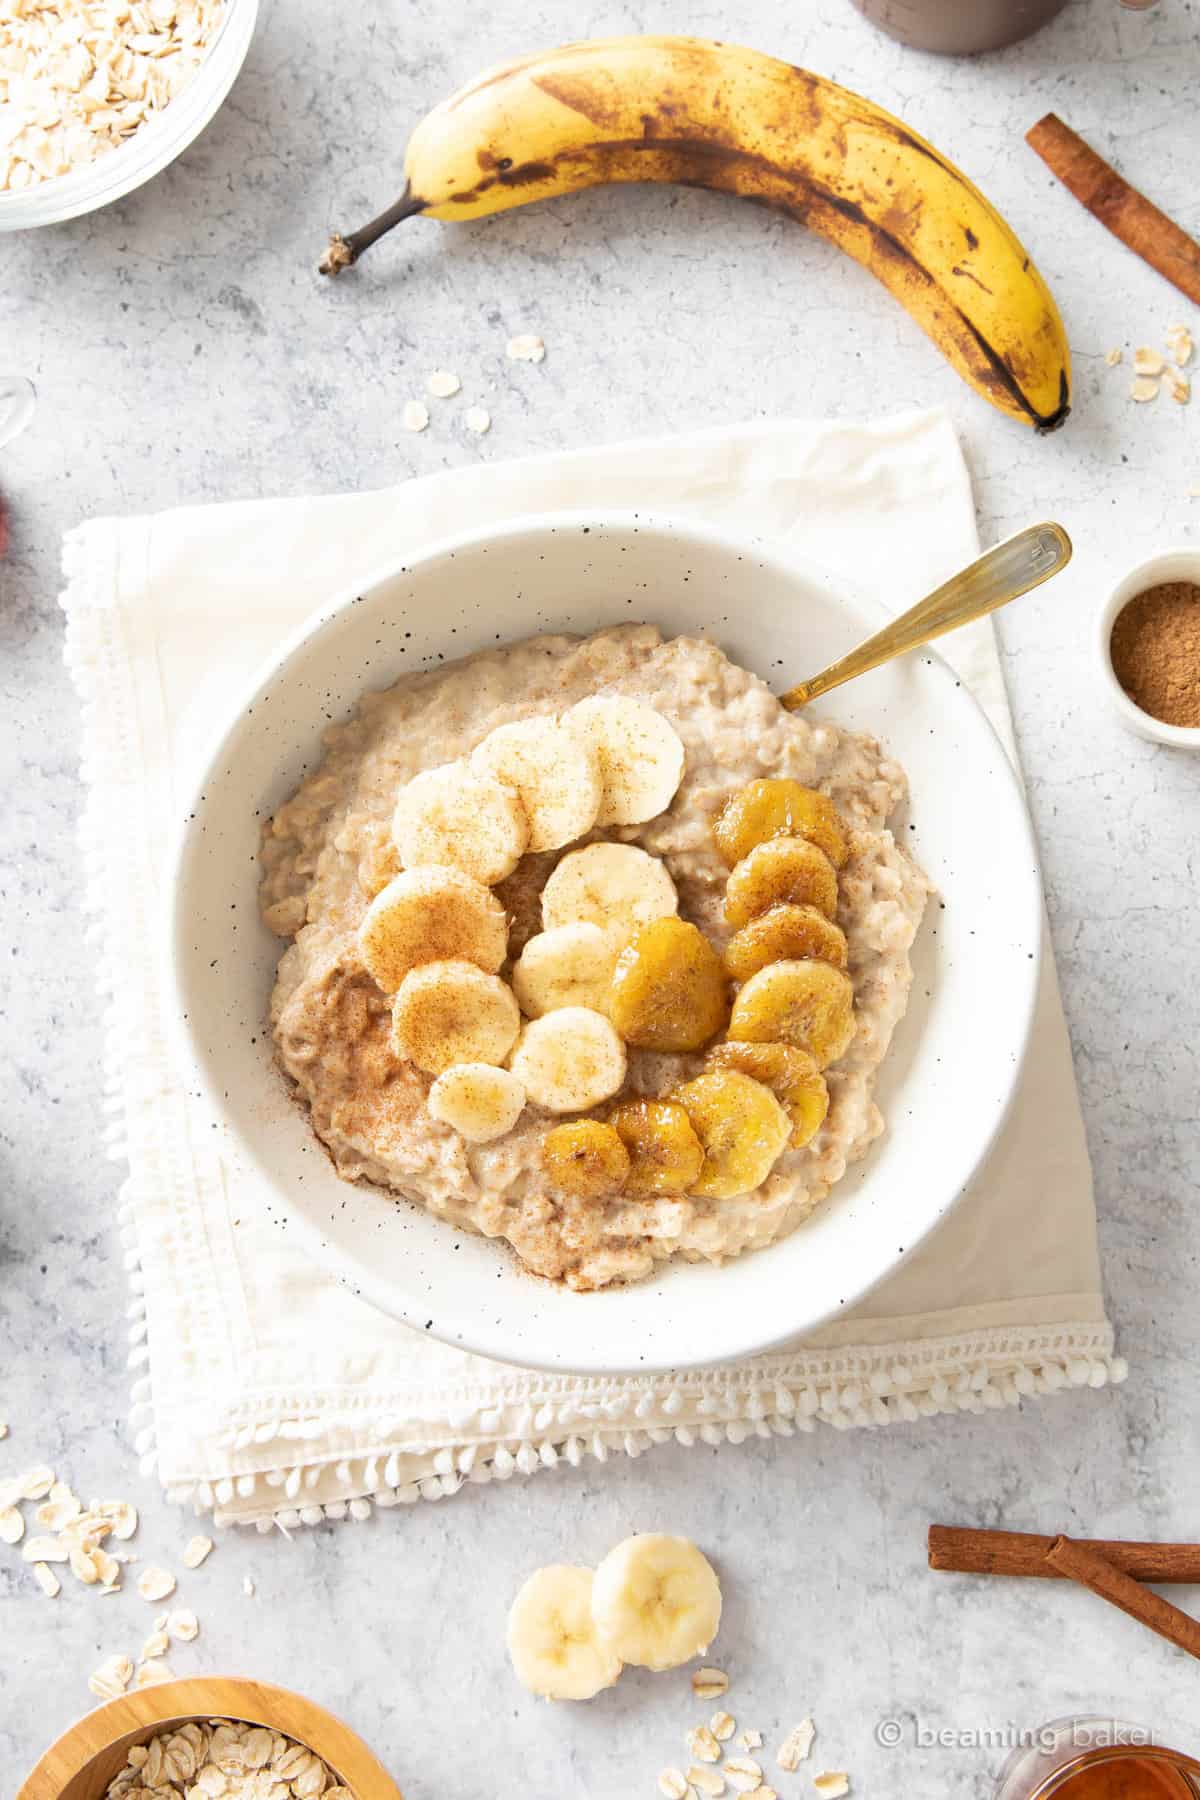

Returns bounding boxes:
[1109,580,1200,728]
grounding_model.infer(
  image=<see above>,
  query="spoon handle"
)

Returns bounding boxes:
[780,522,1072,710]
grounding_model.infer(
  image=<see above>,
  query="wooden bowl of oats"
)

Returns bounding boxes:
[0,0,258,230]
[16,1676,403,1800]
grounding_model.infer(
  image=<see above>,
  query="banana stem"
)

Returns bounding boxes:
[319,188,426,276]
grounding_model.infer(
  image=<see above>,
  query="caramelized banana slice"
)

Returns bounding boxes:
[723,903,848,982]
[724,837,839,929]
[707,1041,829,1149]
[608,917,729,1053]
[714,778,848,869]
[542,1120,630,1198]
[671,1068,791,1199]
[608,1098,704,1197]
[728,959,855,1068]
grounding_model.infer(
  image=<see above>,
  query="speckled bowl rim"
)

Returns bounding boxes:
[1096,545,1200,748]
[165,509,1042,1375]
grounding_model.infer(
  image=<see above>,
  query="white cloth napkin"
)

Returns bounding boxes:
[62,409,1121,1530]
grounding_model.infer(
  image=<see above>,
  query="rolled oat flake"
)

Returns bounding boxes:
[1109,580,1200,728]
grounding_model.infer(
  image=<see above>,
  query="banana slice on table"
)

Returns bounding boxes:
[541,841,677,938]
[470,716,601,852]
[507,1564,623,1701]
[391,960,520,1075]
[564,696,686,826]
[392,760,528,885]
[427,1063,526,1142]
[592,1534,722,1673]
[358,866,507,993]
[508,1006,627,1113]
[512,923,623,1018]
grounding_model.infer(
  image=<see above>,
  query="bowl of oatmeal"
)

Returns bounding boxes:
[168,512,1041,1374]
[0,0,257,229]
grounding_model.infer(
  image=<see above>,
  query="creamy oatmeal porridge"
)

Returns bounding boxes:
[260,624,929,1290]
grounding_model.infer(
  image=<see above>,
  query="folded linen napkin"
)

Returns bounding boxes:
[62,409,1121,1529]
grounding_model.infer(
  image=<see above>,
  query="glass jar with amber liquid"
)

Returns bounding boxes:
[997,1721,1200,1799]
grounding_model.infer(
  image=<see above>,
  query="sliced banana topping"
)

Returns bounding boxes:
[427,1063,526,1142]
[512,923,623,1018]
[672,1068,791,1199]
[728,959,855,1069]
[392,759,528,885]
[541,841,677,939]
[470,715,602,852]
[358,866,507,993]
[391,960,521,1075]
[592,1534,722,1673]
[509,1006,627,1113]
[507,1564,623,1702]
[542,1119,630,1197]
[564,695,685,826]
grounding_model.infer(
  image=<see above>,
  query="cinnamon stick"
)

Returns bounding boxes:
[1046,1536,1200,1663]
[1026,113,1200,306]
[929,1525,1200,1584]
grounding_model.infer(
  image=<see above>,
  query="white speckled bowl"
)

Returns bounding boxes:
[167,512,1041,1375]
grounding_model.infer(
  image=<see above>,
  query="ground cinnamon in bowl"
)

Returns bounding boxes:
[1109,581,1200,728]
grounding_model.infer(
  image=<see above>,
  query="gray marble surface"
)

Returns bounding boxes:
[2,1,1199,1794]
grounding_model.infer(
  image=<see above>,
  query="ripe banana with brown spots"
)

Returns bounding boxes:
[321,35,1071,432]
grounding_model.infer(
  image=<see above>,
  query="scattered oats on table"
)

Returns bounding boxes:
[182,1533,214,1569]
[506,333,546,363]
[88,1654,133,1702]
[464,405,491,435]
[402,399,430,433]
[776,1719,816,1771]
[166,1605,199,1641]
[737,1729,763,1751]
[723,1757,764,1792]
[427,368,461,397]
[32,1560,60,1597]
[710,1712,736,1741]
[688,1724,722,1763]
[658,1770,691,1800]
[136,1564,176,1602]
[692,1667,729,1699]
[0,0,227,194]
[689,1767,726,1797]
[813,1774,851,1798]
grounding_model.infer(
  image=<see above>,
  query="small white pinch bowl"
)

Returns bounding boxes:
[167,511,1041,1376]
[1097,546,1200,748]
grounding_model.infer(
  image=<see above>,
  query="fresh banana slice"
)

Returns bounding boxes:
[508,1006,627,1113]
[358,866,507,993]
[427,1063,526,1142]
[592,1534,722,1673]
[391,960,521,1075]
[564,696,686,826]
[392,760,528,885]
[541,841,678,938]
[512,923,622,1018]
[507,1564,623,1701]
[470,716,602,852]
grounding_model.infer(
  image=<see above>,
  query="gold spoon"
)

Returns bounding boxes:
[780,522,1072,710]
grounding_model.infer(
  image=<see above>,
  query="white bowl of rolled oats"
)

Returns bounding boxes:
[16,1676,403,1800]
[0,0,257,228]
